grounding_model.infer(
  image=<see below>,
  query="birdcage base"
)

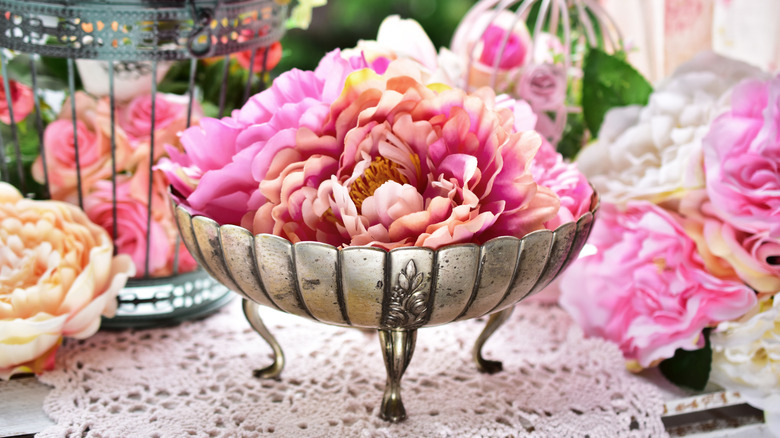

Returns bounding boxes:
[100,269,234,329]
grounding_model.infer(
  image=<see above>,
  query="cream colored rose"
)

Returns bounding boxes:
[710,297,780,434]
[0,183,134,379]
[576,52,767,205]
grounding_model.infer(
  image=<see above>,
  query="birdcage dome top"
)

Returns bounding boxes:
[0,0,287,60]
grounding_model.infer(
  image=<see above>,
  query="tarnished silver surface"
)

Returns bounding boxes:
[172,190,599,421]
[473,306,515,374]
[174,199,598,331]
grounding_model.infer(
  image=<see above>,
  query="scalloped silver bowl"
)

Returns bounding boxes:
[172,192,598,422]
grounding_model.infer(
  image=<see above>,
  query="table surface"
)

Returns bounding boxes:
[0,374,771,438]
[0,300,772,438]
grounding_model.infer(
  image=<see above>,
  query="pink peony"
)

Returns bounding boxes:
[160,49,367,227]
[530,139,594,230]
[703,75,780,237]
[249,65,561,249]
[0,77,34,124]
[559,201,757,368]
[680,191,780,296]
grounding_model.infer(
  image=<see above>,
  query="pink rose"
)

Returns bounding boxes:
[84,175,169,278]
[559,201,757,367]
[703,75,780,237]
[33,93,135,201]
[33,119,111,203]
[0,77,34,124]
[235,42,282,73]
[451,10,532,90]
[118,93,197,164]
[530,139,594,229]
[118,93,187,141]
[479,24,529,69]
[161,49,368,227]
[516,63,567,112]
[250,66,560,249]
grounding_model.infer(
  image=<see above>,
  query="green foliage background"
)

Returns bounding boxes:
[277,0,477,72]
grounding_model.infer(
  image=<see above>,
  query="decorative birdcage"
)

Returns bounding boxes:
[452,0,624,145]
[0,0,288,327]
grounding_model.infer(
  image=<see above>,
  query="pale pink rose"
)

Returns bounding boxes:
[703,75,780,237]
[161,49,368,227]
[0,182,134,379]
[251,65,561,249]
[118,93,194,144]
[559,201,757,368]
[57,90,101,125]
[516,63,567,112]
[530,139,594,229]
[0,77,34,124]
[680,190,780,296]
[84,175,169,278]
[532,32,566,66]
[117,93,201,173]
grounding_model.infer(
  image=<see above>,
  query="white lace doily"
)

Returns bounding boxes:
[37,298,667,437]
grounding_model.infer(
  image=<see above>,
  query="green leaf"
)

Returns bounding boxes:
[582,48,652,137]
[658,329,712,391]
[2,117,48,199]
[558,111,587,159]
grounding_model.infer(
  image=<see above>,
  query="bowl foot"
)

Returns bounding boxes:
[242,299,285,379]
[473,306,514,374]
[378,329,417,422]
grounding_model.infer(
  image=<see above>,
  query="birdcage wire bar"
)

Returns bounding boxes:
[454,0,623,143]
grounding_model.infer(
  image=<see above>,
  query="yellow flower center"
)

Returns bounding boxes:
[653,257,667,273]
[349,156,408,210]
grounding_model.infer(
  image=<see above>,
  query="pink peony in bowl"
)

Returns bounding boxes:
[167,51,598,422]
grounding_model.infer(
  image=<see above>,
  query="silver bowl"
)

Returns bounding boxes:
[172,192,598,422]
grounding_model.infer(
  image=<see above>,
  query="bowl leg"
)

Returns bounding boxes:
[473,306,514,374]
[378,329,417,422]
[242,299,285,379]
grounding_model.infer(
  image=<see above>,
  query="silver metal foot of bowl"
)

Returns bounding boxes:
[378,329,417,423]
[473,306,514,374]
[242,299,285,379]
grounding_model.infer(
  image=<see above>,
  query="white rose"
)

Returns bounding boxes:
[576,52,767,205]
[342,15,439,75]
[710,297,780,435]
